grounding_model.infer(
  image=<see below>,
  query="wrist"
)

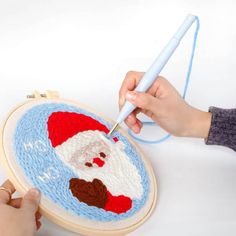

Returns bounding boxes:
[185,107,212,139]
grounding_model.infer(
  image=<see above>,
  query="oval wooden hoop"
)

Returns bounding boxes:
[0,93,157,236]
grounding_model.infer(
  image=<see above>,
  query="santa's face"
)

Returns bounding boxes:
[69,140,111,170]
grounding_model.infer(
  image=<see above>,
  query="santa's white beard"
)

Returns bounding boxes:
[55,131,143,200]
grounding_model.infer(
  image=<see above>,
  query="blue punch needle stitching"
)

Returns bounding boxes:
[14,103,150,221]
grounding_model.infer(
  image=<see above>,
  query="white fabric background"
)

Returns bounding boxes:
[0,0,235,235]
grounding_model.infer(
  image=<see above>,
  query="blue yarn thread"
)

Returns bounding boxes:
[128,16,200,144]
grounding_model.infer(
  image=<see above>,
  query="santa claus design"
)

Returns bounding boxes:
[47,111,143,214]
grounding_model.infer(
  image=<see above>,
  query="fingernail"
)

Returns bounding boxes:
[126,92,136,100]
[29,188,40,198]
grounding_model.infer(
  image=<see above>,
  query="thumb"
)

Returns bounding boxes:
[126,91,158,112]
[21,188,41,215]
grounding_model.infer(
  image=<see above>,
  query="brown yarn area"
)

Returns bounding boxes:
[69,178,108,208]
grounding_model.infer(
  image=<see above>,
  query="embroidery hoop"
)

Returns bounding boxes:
[0,91,157,236]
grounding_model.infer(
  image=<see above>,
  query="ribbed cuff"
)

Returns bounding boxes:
[205,107,236,151]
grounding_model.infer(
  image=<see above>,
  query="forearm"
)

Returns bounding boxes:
[184,106,212,139]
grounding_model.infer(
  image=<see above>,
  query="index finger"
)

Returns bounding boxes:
[119,71,144,108]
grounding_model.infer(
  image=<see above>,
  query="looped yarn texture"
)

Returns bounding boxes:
[13,103,150,222]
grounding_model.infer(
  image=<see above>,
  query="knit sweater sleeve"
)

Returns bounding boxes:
[205,107,236,151]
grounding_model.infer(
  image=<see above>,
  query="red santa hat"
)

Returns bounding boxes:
[47,111,118,147]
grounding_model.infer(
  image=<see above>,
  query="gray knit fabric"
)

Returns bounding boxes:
[205,107,236,151]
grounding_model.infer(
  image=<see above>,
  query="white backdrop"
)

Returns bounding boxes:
[0,0,236,236]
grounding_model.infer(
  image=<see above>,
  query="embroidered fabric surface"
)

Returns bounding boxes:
[14,103,150,221]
